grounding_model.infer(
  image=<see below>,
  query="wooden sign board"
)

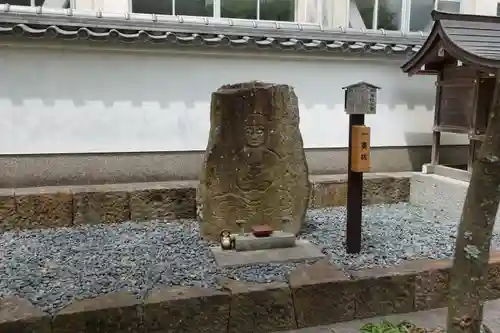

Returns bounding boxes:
[343,82,379,115]
[351,125,371,172]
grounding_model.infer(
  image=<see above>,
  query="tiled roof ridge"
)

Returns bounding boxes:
[0,4,426,55]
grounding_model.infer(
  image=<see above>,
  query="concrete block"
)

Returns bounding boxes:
[289,260,355,327]
[421,163,434,174]
[143,286,230,333]
[0,296,51,333]
[234,231,296,251]
[409,173,500,228]
[52,292,141,333]
[217,278,296,333]
[433,165,470,182]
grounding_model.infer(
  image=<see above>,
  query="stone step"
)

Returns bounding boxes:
[281,299,500,333]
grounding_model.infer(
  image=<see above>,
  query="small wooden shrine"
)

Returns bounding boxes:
[401,10,500,172]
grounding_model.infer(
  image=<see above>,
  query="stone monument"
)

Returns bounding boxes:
[197,81,310,240]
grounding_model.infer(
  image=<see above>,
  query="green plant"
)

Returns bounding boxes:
[360,320,432,333]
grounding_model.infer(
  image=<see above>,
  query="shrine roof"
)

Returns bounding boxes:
[402,10,500,74]
[0,4,425,57]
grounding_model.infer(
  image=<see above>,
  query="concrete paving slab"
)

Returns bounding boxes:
[485,299,500,333]
[328,308,447,333]
[210,239,325,267]
[279,326,336,332]
[280,299,500,333]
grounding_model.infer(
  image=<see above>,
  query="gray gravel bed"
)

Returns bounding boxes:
[301,202,500,270]
[0,221,301,314]
[0,202,497,314]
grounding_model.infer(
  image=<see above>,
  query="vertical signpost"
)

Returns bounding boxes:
[342,82,380,254]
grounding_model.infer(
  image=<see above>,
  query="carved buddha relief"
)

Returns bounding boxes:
[235,113,280,203]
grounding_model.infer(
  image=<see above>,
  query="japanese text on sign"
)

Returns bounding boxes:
[351,125,371,172]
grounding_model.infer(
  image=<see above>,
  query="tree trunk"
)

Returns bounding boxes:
[447,72,500,333]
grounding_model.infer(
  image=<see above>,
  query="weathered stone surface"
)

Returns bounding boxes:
[484,251,500,300]
[402,259,451,311]
[350,265,415,319]
[15,188,73,229]
[363,176,410,205]
[309,174,410,209]
[143,285,230,333]
[73,190,129,224]
[0,189,17,231]
[289,260,355,327]
[310,180,347,208]
[130,187,196,221]
[218,278,296,333]
[2,173,413,232]
[198,82,310,240]
[52,292,141,333]
[0,296,51,333]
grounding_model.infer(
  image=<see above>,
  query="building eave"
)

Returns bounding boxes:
[0,4,426,57]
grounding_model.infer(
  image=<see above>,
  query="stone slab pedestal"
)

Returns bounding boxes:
[210,240,325,267]
[235,231,296,251]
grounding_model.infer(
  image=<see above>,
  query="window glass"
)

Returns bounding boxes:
[221,0,257,19]
[295,0,320,23]
[377,0,402,30]
[409,0,434,31]
[350,0,402,30]
[176,0,214,16]
[350,0,375,29]
[132,0,173,15]
[0,0,31,5]
[321,0,333,26]
[437,0,460,12]
[260,0,295,22]
[409,0,460,32]
[0,0,70,7]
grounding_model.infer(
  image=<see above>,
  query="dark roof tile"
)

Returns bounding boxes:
[403,10,500,73]
[0,4,426,56]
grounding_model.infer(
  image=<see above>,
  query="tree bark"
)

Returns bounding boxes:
[447,72,500,333]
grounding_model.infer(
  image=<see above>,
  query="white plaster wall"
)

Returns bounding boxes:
[472,0,498,15]
[0,45,467,154]
[74,0,94,10]
[93,0,128,12]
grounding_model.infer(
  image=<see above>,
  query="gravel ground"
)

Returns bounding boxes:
[0,202,498,314]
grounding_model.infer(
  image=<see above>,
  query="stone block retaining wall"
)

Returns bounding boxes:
[3,252,500,333]
[0,172,412,232]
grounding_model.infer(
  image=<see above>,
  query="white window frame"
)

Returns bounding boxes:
[349,0,461,33]
[18,0,75,7]
[348,0,407,31]
[127,0,336,26]
[405,0,462,32]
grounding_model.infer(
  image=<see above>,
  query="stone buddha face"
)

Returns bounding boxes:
[244,114,267,148]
